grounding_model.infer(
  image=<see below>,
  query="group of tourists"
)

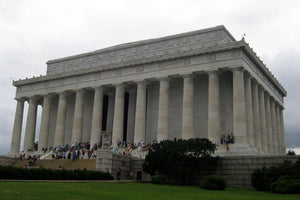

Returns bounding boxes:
[51,144,97,161]
[220,133,235,145]
[114,139,153,157]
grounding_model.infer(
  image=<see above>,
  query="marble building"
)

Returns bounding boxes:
[10,25,286,156]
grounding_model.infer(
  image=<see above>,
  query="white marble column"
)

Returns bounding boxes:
[232,68,247,144]
[279,107,286,155]
[134,81,147,144]
[157,78,170,142]
[244,74,255,147]
[90,86,104,146]
[252,81,261,151]
[207,71,220,144]
[270,99,278,155]
[38,95,52,151]
[275,104,282,155]
[112,84,125,147]
[265,94,273,155]
[71,89,84,144]
[54,93,67,146]
[182,74,194,139]
[259,88,268,154]
[126,90,136,144]
[23,98,38,151]
[10,98,25,153]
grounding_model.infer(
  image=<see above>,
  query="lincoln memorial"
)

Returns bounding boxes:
[9,25,286,156]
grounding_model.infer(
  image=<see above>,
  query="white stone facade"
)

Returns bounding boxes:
[10,25,287,156]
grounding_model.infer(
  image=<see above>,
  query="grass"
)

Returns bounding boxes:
[0,182,299,200]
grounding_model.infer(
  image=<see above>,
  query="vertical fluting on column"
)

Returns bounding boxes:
[207,71,220,144]
[279,107,286,154]
[259,87,268,154]
[134,81,147,144]
[244,74,255,148]
[10,99,25,153]
[252,81,261,151]
[232,68,247,144]
[275,104,282,155]
[23,98,38,151]
[54,93,67,146]
[126,90,136,144]
[71,89,85,144]
[271,99,278,155]
[157,78,170,142]
[182,74,194,139]
[38,95,52,151]
[265,94,273,155]
[90,86,104,146]
[112,84,125,147]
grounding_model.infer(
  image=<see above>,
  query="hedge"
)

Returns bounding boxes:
[0,166,114,180]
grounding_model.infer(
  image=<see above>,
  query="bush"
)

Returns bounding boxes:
[200,175,226,190]
[251,158,300,193]
[151,175,166,185]
[0,166,114,180]
[271,176,300,194]
[251,167,267,191]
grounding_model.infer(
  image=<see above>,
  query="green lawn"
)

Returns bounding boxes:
[0,182,299,200]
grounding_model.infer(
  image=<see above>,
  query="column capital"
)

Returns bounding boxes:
[264,91,271,98]
[258,85,265,92]
[157,76,170,82]
[73,88,85,94]
[14,97,26,102]
[270,97,276,104]
[134,80,148,85]
[205,69,220,75]
[251,79,259,86]
[230,66,244,72]
[28,96,40,105]
[180,73,194,79]
[113,83,125,88]
[244,71,253,79]
[92,86,104,91]
[57,92,68,100]
[41,93,55,99]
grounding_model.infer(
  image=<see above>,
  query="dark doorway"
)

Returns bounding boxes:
[102,94,109,131]
[123,92,129,141]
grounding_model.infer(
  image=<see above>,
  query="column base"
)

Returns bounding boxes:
[214,143,265,157]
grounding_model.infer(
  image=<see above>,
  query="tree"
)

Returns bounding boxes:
[287,150,296,155]
[143,138,217,185]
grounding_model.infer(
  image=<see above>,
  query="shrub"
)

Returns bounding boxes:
[251,158,300,193]
[151,175,166,185]
[271,176,300,194]
[251,167,267,191]
[200,175,226,190]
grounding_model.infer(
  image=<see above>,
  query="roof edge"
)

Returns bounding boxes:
[46,25,235,65]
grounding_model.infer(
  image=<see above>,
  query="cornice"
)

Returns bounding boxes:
[13,39,287,97]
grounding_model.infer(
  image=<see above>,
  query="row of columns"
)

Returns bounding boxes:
[10,67,286,155]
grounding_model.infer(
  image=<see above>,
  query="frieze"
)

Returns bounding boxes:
[13,38,286,100]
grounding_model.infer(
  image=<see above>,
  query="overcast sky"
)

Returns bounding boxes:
[1,0,300,155]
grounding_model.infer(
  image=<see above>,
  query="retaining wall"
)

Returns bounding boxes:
[96,149,299,187]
